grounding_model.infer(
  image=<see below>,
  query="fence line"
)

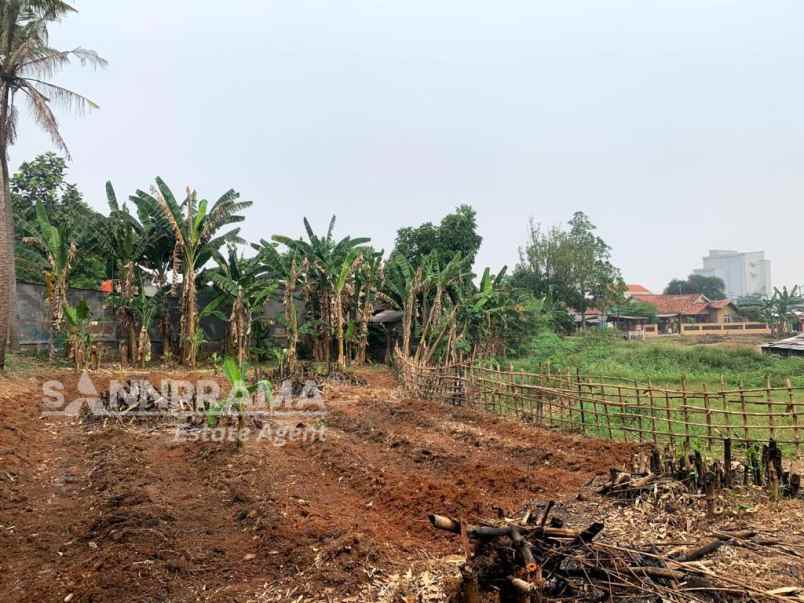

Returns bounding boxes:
[395,352,803,458]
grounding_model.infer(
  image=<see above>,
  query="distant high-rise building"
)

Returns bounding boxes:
[693,250,771,299]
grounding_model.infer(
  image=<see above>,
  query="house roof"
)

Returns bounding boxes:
[630,293,711,316]
[707,299,735,310]
[763,334,804,355]
[626,284,653,295]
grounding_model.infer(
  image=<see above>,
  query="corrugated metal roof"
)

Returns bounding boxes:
[762,334,804,355]
[369,310,403,324]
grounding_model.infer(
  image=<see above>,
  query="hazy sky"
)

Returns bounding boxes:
[12,1,804,292]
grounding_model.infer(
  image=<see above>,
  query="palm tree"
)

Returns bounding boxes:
[149,178,251,368]
[0,0,106,368]
[21,201,76,359]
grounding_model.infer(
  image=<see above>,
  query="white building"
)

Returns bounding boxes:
[693,250,771,299]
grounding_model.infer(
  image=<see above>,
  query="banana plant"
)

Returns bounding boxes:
[130,283,166,368]
[271,216,370,363]
[353,248,384,364]
[147,178,252,367]
[64,299,93,371]
[207,246,276,367]
[333,248,361,368]
[255,240,302,372]
[103,182,149,363]
[21,202,77,360]
[206,356,272,449]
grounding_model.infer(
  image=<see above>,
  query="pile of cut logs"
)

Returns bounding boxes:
[428,506,800,602]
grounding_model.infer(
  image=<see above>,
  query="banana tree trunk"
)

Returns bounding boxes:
[182,266,198,368]
[285,259,299,371]
[335,293,346,369]
[159,312,171,360]
[229,290,250,368]
[356,299,371,365]
[137,324,151,368]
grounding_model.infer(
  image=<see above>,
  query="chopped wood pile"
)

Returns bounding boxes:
[428,505,802,602]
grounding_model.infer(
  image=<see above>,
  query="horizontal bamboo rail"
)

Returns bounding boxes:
[395,352,803,458]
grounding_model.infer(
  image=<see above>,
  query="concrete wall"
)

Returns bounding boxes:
[15,281,117,349]
[14,280,292,355]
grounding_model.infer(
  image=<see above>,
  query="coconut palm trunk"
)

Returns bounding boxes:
[0,2,106,365]
[2,136,16,353]
[0,88,10,368]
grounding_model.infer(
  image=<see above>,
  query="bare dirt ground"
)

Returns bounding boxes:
[1,367,801,602]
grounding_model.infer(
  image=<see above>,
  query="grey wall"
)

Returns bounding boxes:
[15,281,117,349]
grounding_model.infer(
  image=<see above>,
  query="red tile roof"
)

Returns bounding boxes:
[630,293,711,316]
[626,284,653,295]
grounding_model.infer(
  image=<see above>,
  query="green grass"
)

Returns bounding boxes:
[512,331,804,389]
[484,332,804,456]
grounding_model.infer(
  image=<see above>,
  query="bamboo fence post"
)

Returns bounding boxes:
[739,380,749,444]
[593,384,603,436]
[566,367,574,428]
[617,386,627,442]
[786,377,800,459]
[575,368,585,432]
[648,381,658,446]
[519,369,527,418]
[766,376,775,442]
[701,383,712,451]
[508,363,516,416]
[664,389,675,448]
[603,386,614,440]
[635,380,644,444]
[719,375,731,439]
[681,376,691,451]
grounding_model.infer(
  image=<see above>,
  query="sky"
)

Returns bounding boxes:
[11,0,804,292]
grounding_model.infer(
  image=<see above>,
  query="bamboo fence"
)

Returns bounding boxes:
[395,352,803,458]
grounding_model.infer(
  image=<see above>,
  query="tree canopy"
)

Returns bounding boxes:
[12,153,106,287]
[391,204,482,268]
[664,274,726,300]
[512,211,624,322]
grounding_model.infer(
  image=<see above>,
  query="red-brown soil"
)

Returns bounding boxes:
[0,367,635,602]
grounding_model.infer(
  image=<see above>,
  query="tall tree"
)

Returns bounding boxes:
[0,0,105,368]
[514,212,624,326]
[392,204,482,268]
[664,274,726,300]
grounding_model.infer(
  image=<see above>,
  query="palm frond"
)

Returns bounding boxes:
[21,82,68,155]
